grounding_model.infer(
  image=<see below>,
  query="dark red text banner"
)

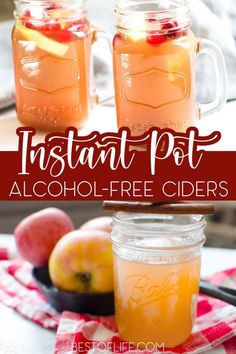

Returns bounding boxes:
[0,150,235,201]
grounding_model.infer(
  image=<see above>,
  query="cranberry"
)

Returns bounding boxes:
[146,20,181,44]
[162,21,181,39]
[55,29,75,42]
[47,3,62,10]
[162,21,178,31]
[42,22,61,32]
[44,27,74,42]
[113,33,124,46]
[22,9,34,29]
[147,18,157,24]
[146,32,166,45]
[24,9,31,18]
[21,7,77,42]
[22,9,43,30]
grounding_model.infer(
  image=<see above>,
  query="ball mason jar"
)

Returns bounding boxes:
[111,212,206,348]
[113,0,227,135]
[12,0,111,132]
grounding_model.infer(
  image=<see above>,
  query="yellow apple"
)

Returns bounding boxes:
[49,230,113,293]
[80,217,112,234]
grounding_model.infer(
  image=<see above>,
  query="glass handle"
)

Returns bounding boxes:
[196,38,227,118]
[93,29,114,105]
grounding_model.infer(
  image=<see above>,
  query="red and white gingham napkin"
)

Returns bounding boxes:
[54,269,236,354]
[0,248,236,353]
[0,246,18,260]
[0,257,60,329]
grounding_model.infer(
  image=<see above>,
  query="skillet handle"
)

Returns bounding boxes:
[200,281,236,307]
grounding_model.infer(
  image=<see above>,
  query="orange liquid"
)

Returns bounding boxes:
[113,30,196,135]
[113,253,201,348]
[12,22,93,132]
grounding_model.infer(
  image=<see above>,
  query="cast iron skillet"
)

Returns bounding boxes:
[200,281,236,306]
[32,266,115,316]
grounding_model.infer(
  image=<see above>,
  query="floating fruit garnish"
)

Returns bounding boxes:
[22,10,37,30]
[16,21,69,57]
[22,9,57,31]
[162,21,178,32]
[47,3,62,10]
[42,22,61,32]
[128,30,147,42]
[52,29,75,43]
[146,20,188,45]
[146,32,166,45]
[21,8,78,43]
[113,33,125,46]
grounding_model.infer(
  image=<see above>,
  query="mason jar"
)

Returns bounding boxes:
[12,0,111,132]
[111,212,206,348]
[113,0,227,135]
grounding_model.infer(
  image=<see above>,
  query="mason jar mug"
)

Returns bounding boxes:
[113,0,227,135]
[12,0,111,132]
[111,212,206,348]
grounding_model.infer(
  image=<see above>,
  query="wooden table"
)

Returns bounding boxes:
[0,235,235,354]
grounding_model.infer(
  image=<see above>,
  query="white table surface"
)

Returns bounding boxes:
[0,100,236,151]
[0,234,235,354]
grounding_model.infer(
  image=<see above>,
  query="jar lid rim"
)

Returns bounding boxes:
[115,0,189,14]
[112,212,206,236]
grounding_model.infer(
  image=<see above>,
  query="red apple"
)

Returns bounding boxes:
[49,229,113,293]
[14,208,74,266]
[80,216,112,234]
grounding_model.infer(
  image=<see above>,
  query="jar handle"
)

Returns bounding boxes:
[93,28,114,105]
[196,38,227,118]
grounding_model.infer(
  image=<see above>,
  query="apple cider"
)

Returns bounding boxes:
[12,0,95,132]
[113,31,195,135]
[113,0,227,135]
[111,213,206,348]
[113,254,200,348]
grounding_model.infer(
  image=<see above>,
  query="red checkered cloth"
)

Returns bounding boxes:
[55,269,236,354]
[0,258,60,329]
[0,251,236,353]
[0,247,18,261]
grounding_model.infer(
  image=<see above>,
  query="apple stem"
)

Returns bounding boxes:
[76,272,91,291]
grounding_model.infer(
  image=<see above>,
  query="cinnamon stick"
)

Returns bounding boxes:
[103,201,214,215]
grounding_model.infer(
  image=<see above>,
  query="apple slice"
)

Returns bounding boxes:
[16,21,69,57]
[128,30,146,42]
[166,30,193,82]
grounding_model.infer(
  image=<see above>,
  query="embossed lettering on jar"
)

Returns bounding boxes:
[111,212,206,348]
[12,0,95,132]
